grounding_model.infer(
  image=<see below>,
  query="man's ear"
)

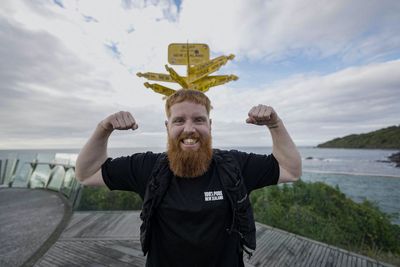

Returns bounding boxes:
[165,120,168,128]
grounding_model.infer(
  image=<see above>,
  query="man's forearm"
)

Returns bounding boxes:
[269,120,302,179]
[75,124,112,181]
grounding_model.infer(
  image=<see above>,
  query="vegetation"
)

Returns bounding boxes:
[77,186,142,211]
[250,181,400,264]
[317,125,400,149]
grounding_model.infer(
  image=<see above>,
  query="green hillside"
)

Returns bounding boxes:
[317,125,400,149]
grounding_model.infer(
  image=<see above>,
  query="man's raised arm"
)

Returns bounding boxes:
[246,104,302,183]
[75,111,138,186]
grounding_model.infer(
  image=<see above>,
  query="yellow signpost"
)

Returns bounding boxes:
[137,43,238,97]
[168,43,210,65]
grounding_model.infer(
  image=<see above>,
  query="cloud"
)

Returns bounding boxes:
[179,0,400,64]
[0,0,399,149]
[0,13,167,148]
[208,59,400,145]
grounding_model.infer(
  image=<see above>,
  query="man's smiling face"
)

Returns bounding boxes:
[166,101,211,151]
[166,100,213,178]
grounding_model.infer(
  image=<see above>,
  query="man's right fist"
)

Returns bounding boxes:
[100,111,138,132]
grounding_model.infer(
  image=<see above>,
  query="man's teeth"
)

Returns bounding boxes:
[183,138,198,145]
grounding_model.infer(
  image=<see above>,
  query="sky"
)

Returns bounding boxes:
[0,0,399,149]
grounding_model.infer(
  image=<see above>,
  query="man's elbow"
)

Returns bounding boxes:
[75,169,105,187]
[291,164,302,181]
[75,168,85,183]
[290,171,302,182]
[278,164,302,183]
[75,174,89,186]
[75,168,93,186]
[287,170,302,182]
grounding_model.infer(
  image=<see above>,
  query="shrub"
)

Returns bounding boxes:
[77,186,143,211]
[250,181,400,254]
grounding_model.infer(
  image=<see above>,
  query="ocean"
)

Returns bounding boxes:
[1,147,399,224]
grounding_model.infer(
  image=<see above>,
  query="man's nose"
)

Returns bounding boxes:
[183,121,195,133]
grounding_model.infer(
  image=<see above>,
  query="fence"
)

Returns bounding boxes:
[0,153,82,208]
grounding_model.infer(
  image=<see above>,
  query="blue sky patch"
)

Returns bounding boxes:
[53,0,64,8]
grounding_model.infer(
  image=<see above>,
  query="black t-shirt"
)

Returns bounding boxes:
[102,150,280,267]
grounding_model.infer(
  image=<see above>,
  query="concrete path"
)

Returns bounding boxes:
[0,188,71,267]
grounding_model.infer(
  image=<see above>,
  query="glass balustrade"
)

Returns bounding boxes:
[1,153,82,208]
[11,162,33,187]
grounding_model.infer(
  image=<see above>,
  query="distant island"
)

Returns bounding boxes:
[317,125,400,149]
[317,125,400,167]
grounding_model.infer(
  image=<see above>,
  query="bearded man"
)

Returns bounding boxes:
[76,89,302,267]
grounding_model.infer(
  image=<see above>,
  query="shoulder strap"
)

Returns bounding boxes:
[213,149,241,186]
[147,152,172,205]
[140,152,172,255]
[214,149,256,254]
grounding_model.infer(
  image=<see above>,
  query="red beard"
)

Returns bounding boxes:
[167,131,213,178]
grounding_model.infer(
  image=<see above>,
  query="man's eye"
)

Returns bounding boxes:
[173,119,184,124]
[194,118,206,123]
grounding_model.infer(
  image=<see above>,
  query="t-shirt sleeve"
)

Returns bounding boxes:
[101,151,159,197]
[230,150,280,191]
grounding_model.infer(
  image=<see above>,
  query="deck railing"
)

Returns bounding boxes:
[0,153,82,208]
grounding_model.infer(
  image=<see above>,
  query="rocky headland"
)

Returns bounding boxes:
[388,152,400,167]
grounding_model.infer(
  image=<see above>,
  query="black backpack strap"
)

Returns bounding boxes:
[214,149,256,258]
[140,152,172,255]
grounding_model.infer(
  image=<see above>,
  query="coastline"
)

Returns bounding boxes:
[303,169,400,178]
[388,151,400,167]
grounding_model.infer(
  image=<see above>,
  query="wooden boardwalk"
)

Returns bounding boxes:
[34,211,393,267]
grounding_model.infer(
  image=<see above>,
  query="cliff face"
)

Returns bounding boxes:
[317,125,400,149]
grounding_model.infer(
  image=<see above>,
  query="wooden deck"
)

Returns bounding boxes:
[34,211,393,267]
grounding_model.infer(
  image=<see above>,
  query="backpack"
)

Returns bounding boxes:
[139,149,256,258]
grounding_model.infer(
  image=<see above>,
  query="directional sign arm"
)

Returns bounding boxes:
[190,75,238,92]
[137,72,175,83]
[165,65,189,89]
[144,82,176,97]
[188,54,235,83]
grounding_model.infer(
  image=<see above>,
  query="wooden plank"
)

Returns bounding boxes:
[309,243,326,266]
[301,242,321,266]
[275,235,308,266]
[266,234,296,265]
[251,230,283,263]
[316,245,331,267]
[356,257,363,267]
[255,225,267,238]
[350,254,357,267]
[58,240,139,266]
[291,239,314,267]
[334,249,343,267]
[255,233,288,265]
[273,235,304,266]
[325,246,338,267]
[257,233,292,264]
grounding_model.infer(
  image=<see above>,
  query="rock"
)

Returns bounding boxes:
[388,152,400,167]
